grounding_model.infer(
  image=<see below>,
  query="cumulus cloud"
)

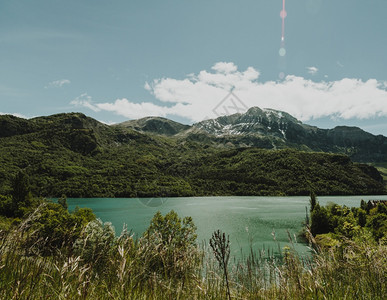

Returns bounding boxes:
[71,62,387,122]
[45,79,70,88]
[307,66,318,75]
[70,93,101,112]
[96,99,170,119]
[70,94,170,119]
[211,62,238,74]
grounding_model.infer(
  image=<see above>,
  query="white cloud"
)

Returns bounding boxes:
[307,66,318,75]
[96,99,170,119]
[70,94,170,119]
[45,79,70,89]
[211,62,238,74]
[70,93,101,112]
[144,82,151,91]
[71,62,387,123]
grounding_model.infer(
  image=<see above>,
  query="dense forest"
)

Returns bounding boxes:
[0,113,385,198]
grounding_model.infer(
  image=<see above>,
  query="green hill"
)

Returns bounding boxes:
[0,113,385,197]
[118,116,191,136]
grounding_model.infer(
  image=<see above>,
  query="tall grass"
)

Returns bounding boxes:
[0,210,385,299]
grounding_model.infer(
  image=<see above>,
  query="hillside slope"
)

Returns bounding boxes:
[118,117,190,136]
[189,107,387,162]
[116,107,387,163]
[0,112,385,197]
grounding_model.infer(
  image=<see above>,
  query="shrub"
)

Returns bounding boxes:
[24,202,96,255]
[140,210,201,279]
[310,203,330,235]
[0,195,13,217]
[73,219,116,271]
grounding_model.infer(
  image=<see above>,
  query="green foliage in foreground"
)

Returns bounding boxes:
[0,200,386,299]
[310,198,387,242]
[0,171,385,298]
[0,113,385,197]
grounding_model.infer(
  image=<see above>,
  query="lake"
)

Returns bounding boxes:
[67,195,387,258]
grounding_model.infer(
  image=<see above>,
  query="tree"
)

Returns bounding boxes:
[141,210,200,279]
[58,194,68,210]
[0,195,12,217]
[310,190,317,211]
[366,204,387,240]
[26,203,96,255]
[357,208,367,227]
[360,199,367,211]
[73,219,116,271]
[11,170,33,216]
[310,203,331,235]
[366,200,373,213]
[144,210,197,248]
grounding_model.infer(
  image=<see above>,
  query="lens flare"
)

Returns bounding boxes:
[278,0,287,78]
[280,0,287,41]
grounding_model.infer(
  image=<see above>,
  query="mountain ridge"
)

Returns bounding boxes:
[2,107,386,163]
[118,116,191,136]
[0,111,385,197]
[115,106,387,163]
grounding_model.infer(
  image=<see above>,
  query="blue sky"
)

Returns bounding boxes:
[1,0,387,135]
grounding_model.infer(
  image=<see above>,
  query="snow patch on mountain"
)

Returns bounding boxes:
[194,106,297,138]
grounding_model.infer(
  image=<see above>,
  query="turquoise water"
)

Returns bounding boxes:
[67,195,387,258]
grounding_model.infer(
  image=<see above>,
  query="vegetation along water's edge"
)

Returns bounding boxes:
[0,174,386,299]
[0,111,386,298]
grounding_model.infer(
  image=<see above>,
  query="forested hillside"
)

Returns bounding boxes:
[0,113,385,197]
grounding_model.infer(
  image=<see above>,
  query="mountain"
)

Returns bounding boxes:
[193,107,302,137]
[0,112,385,198]
[116,107,387,163]
[190,107,387,162]
[118,117,190,136]
[0,113,158,155]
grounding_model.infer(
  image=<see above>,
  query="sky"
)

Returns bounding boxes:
[1,0,387,135]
